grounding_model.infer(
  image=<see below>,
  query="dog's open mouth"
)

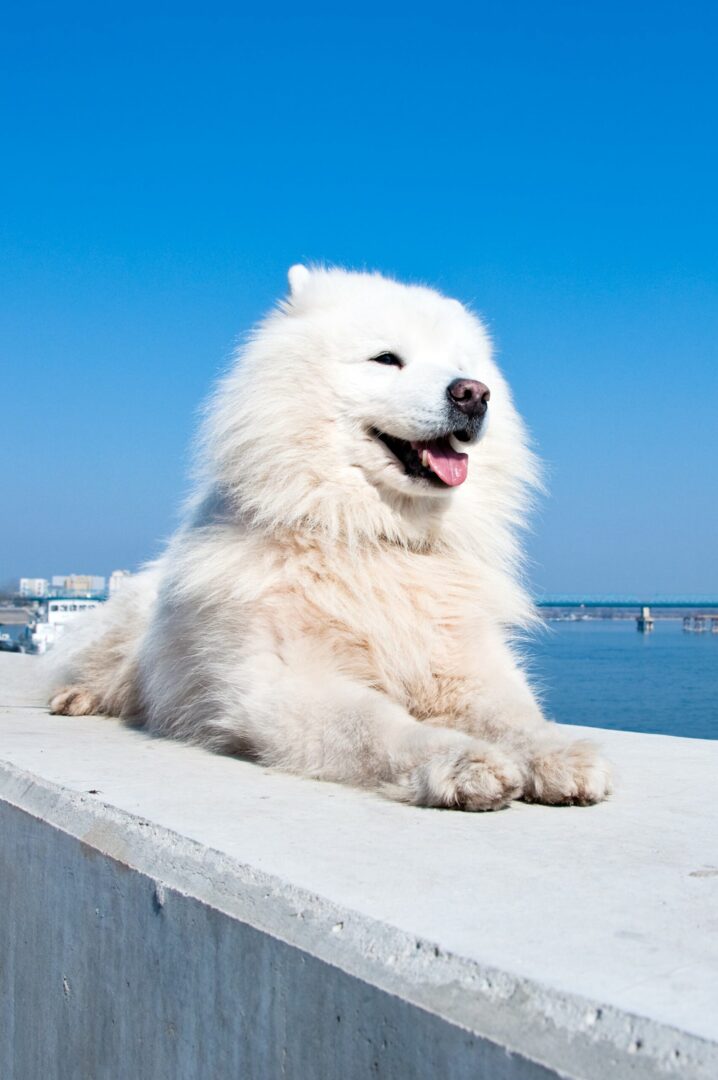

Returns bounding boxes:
[372,430,470,487]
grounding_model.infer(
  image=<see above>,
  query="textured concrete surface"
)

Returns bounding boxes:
[1,653,717,1079]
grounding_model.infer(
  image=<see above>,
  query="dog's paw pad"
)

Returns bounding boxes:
[524,740,612,806]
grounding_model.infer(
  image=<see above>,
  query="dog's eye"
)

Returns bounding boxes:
[370,352,404,368]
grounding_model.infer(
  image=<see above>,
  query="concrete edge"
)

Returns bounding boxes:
[2,757,715,1080]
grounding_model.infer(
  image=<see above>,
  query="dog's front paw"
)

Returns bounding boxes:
[391,746,524,812]
[524,739,612,806]
[49,685,101,716]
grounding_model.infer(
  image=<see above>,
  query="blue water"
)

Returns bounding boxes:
[527,620,718,740]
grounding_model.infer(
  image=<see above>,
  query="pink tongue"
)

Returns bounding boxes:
[413,438,468,487]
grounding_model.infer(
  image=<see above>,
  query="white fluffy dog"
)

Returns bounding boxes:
[48,266,611,810]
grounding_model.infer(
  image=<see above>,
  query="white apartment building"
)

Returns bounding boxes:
[109,569,132,596]
[51,574,106,595]
[19,578,49,597]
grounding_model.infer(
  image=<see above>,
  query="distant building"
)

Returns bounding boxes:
[109,569,132,596]
[51,574,106,596]
[28,597,102,653]
[46,598,101,627]
[19,578,48,597]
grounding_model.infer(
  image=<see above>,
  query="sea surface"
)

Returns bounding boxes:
[527,619,718,740]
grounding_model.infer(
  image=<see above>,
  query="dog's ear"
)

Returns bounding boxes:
[288,264,311,298]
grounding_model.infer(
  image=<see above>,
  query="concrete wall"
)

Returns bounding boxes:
[2,798,559,1080]
[1,654,717,1080]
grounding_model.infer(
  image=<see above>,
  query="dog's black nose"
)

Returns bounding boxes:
[447,378,491,418]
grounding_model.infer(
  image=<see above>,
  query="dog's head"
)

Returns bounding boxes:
[203,266,537,548]
[283,265,495,498]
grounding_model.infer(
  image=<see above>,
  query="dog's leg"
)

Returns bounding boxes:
[450,651,612,807]
[235,664,523,811]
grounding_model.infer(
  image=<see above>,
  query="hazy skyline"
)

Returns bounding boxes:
[2,3,717,593]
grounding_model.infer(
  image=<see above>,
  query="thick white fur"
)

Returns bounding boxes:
[47,267,611,811]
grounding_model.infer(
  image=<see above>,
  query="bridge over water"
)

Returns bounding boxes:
[536,595,718,610]
[14,593,718,611]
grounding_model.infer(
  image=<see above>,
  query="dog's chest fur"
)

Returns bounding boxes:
[272,539,488,720]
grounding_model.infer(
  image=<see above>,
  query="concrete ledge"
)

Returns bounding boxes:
[1,654,717,1079]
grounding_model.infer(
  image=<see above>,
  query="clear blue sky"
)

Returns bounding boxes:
[2,2,717,594]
